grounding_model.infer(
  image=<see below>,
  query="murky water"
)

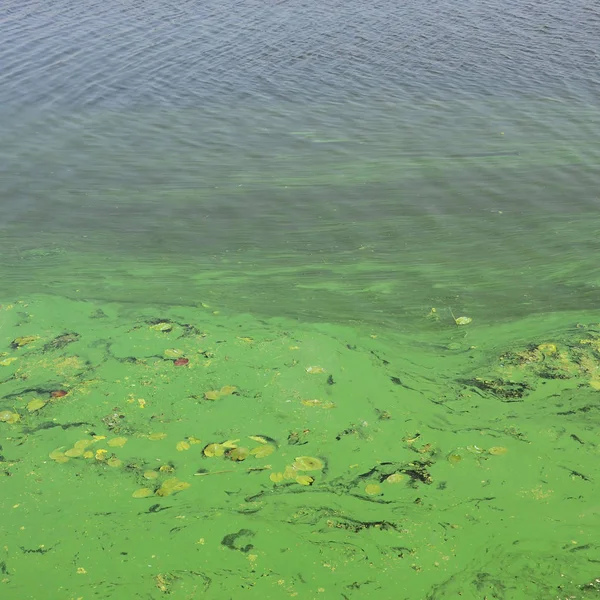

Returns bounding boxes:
[1,1,600,598]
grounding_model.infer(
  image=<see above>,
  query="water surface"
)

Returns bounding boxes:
[1,1,600,598]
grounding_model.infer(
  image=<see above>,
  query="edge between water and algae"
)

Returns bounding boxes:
[1,293,600,599]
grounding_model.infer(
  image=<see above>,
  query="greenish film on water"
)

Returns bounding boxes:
[2,0,600,597]
[2,129,600,598]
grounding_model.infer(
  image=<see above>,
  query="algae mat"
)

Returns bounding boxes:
[1,295,599,599]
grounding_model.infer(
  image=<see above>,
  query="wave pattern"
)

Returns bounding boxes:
[0,0,598,107]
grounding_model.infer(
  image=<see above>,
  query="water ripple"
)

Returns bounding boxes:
[1,0,598,108]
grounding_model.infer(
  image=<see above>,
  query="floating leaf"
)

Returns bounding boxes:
[12,335,39,348]
[219,385,237,396]
[49,448,68,463]
[107,457,123,468]
[292,456,324,471]
[132,488,154,499]
[203,443,224,457]
[295,475,314,486]
[248,435,269,444]
[159,465,175,473]
[176,441,190,452]
[107,437,128,448]
[301,399,322,406]
[269,472,284,483]
[488,446,508,456]
[385,473,405,484]
[306,366,326,374]
[164,348,184,358]
[173,358,189,366]
[447,454,462,464]
[26,399,46,413]
[172,481,192,492]
[221,439,240,449]
[51,390,68,398]
[188,436,202,445]
[82,451,94,459]
[0,357,18,366]
[64,447,84,458]
[250,445,275,458]
[228,447,249,461]
[148,432,167,441]
[156,478,190,497]
[283,465,298,480]
[454,316,472,326]
[365,483,382,496]
[95,449,108,461]
[73,439,92,450]
[150,322,172,332]
[204,390,220,401]
[144,470,159,480]
[0,410,20,424]
[301,399,335,409]
[237,337,254,343]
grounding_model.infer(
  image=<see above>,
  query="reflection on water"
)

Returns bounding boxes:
[1,0,600,597]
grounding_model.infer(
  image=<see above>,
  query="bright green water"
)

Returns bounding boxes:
[2,286,600,599]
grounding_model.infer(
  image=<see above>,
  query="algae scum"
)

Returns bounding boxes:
[1,295,600,599]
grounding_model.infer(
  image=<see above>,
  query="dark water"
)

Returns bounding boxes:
[2,0,599,106]
[1,4,600,598]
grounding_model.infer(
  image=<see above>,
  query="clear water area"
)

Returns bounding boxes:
[1,1,600,599]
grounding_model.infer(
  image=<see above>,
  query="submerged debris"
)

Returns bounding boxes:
[459,377,533,400]
[43,332,81,351]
